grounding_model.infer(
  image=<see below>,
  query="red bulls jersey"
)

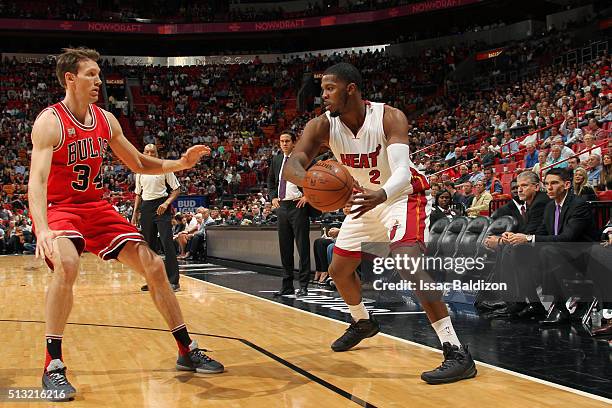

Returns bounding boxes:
[40,101,112,205]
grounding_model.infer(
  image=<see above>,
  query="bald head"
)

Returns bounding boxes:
[144,144,158,157]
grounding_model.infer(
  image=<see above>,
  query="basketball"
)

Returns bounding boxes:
[304,160,353,212]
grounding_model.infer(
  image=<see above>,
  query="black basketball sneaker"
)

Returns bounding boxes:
[420,342,477,384]
[331,314,380,352]
[42,359,77,401]
[176,341,224,374]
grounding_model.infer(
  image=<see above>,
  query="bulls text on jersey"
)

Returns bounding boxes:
[67,136,109,166]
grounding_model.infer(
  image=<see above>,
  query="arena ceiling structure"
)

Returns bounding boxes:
[0,0,572,56]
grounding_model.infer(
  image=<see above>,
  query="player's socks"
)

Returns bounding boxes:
[171,324,192,356]
[43,335,75,400]
[348,302,369,321]
[431,316,461,347]
[45,334,63,370]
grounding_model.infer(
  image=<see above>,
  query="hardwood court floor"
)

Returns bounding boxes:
[0,254,609,407]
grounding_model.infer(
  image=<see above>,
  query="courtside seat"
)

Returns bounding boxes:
[427,218,450,256]
[425,216,468,280]
[483,215,518,238]
[455,217,491,263]
[477,215,518,258]
[435,216,469,259]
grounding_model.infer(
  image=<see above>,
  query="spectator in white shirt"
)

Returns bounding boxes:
[578,133,602,162]
[492,115,507,132]
[489,136,501,154]
[587,154,603,186]
[500,130,519,156]
[469,162,485,184]
[551,136,574,160]
[561,117,583,146]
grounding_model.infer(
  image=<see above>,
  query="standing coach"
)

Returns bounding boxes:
[268,131,311,297]
[131,144,181,292]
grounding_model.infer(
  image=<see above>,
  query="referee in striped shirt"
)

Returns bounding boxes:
[131,144,181,292]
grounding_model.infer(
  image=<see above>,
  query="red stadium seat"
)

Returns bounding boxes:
[597,191,612,201]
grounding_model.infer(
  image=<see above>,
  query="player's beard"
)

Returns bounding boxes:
[329,91,349,117]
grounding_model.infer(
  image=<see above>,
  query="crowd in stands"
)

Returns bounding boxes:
[132,33,611,236]
[0,56,63,254]
[1,25,610,255]
[405,39,611,217]
[104,59,305,201]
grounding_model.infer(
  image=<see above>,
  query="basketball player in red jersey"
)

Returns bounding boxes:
[28,48,223,401]
[283,63,476,384]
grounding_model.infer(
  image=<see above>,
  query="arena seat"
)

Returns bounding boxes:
[478,215,519,258]
[462,215,520,285]
[596,191,612,201]
[455,217,491,265]
[500,173,514,193]
[426,218,450,256]
[489,197,511,215]
[589,201,612,231]
[435,216,469,258]
[483,215,518,239]
[504,162,519,173]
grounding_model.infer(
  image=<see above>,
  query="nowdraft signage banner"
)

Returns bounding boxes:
[0,0,480,34]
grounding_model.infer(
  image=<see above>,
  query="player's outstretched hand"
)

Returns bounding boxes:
[35,229,69,260]
[180,145,211,169]
[348,188,387,219]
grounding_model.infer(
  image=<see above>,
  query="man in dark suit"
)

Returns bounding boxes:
[490,179,522,222]
[505,172,551,236]
[480,171,550,318]
[268,131,311,297]
[505,168,599,324]
[484,172,549,246]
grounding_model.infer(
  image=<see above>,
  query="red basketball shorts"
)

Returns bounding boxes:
[43,200,144,269]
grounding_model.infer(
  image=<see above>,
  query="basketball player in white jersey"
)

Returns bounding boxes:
[283,63,476,384]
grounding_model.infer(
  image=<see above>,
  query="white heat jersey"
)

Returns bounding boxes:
[326,102,421,194]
